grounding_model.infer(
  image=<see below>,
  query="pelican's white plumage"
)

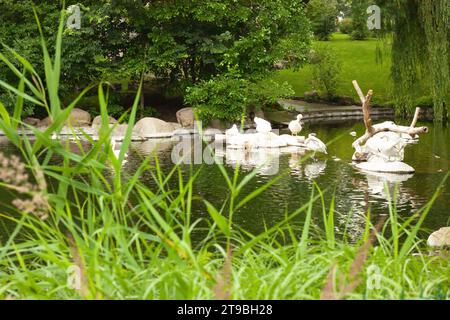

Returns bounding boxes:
[288,114,303,136]
[253,116,272,133]
[225,124,239,136]
[364,133,405,162]
[305,133,327,154]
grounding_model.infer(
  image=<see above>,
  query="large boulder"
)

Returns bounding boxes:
[176,107,195,127]
[91,115,117,128]
[111,124,129,138]
[427,227,450,247]
[168,122,182,130]
[133,117,178,137]
[66,108,91,127]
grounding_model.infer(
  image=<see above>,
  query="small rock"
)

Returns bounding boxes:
[176,107,195,128]
[427,227,450,247]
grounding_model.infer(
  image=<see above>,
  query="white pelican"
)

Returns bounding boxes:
[225,124,239,136]
[253,117,272,133]
[288,114,303,136]
[305,133,327,155]
[364,133,406,162]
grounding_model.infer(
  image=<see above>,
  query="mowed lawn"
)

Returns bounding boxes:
[274,33,395,105]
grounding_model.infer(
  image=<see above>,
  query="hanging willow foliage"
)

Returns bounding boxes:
[382,0,450,121]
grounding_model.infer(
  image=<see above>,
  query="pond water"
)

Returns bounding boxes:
[0,120,449,241]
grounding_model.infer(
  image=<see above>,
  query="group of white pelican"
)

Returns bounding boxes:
[224,114,328,156]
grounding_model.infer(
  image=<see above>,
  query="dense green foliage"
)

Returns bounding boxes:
[307,0,338,41]
[185,75,294,122]
[337,0,352,17]
[0,0,312,121]
[350,0,369,40]
[339,18,353,34]
[376,0,450,121]
[310,46,341,98]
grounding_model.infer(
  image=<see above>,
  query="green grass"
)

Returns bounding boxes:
[0,15,448,300]
[274,33,428,107]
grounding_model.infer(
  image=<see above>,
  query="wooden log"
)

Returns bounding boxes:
[352,123,428,151]
[351,81,428,161]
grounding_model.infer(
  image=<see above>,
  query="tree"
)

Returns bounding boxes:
[351,0,369,40]
[337,0,352,18]
[307,0,339,41]
[376,0,450,121]
[0,0,312,121]
[310,45,341,99]
[145,1,311,83]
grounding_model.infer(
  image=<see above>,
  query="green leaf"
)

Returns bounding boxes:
[204,200,230,237]
[0,100,11,126]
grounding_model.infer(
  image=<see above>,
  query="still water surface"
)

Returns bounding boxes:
[0,120,449,241]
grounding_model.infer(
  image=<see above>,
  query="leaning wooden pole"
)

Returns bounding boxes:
[351,80,428,161]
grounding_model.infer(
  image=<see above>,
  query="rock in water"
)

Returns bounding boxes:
[427,227,450,247]
[176,107,195,128]
[66,108,92,126]
[133,117,178,137]
[91,115,117,128]
[111,124,128,137]
[355,161,415,174]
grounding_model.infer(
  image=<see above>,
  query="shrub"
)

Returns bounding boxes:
[339,18,353,34]
[185,75,294,122]
[310,46,341,99]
